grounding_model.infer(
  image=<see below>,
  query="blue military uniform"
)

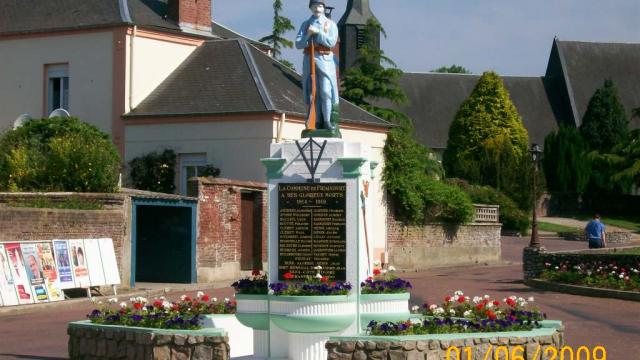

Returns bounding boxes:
[295,12,339,130]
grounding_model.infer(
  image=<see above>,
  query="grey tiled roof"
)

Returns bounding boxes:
[556,39,640,129]
[375,73,559,149]
[126,39,392,128]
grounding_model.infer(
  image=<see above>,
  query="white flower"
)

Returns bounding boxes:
[108,298,118,304]
[314,265,323,270]
[465,296,470,301]
[483,294,490,299]
[388,266,396,272]
[180,295,187,301]
[120,302,127,309]
[141,307,147,312]
[555,266,559,270]
[224,298,230,303]
[196,291,204,298]
[316,273,323,279]
[381,269,388,274]
[463,310,473,318]
[129,297,136,302]
[373,260,381,267]
[486,302,494,309]
[433,307,445,315]
[268,290,274,295]
[159,296,166,300]
[448,296,455,303]
[429,304,438,311]
[527,297,535,302]
[411,305,420,312]
[619,274,624,279]
[449,309,456,315]
[454,290,464,297]
[624,276,630,281]
[473,296,482,304]
[509,296,517,300]
[162,301,171,310]
[502,298,507,303]
[213,297,218,302]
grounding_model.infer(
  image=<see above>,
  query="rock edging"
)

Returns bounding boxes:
[525,278,640,302]
[67,321,230,360]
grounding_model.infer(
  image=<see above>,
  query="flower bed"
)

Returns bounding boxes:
[87,293,235,330]
[269,271,352,296]
[540,260,640,292]
[361,265,412,294]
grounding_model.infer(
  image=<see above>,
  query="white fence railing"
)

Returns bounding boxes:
[473,204,500,223]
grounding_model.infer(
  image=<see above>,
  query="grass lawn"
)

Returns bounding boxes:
[538,221,581,233]
[572,214,640,232]
[613,247,640,255]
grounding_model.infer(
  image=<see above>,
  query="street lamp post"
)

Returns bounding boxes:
[529,143,542,248]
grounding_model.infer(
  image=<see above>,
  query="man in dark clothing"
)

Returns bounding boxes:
[585,214,606,249]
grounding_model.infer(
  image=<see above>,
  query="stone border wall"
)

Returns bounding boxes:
[523,246,640,280]
[326,328,564,360]
[68,324,230,360]
[526,278,640,302]
[557,231,631,244]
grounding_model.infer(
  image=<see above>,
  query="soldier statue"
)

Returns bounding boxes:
[296,0,340,137]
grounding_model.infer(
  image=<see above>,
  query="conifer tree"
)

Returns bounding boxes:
[342,19,473,224]
[259,0,295,69]
[580,79,629,152]
[543,126,590,195]
[443,71,531,209]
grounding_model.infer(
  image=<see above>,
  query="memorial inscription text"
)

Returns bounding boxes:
[278,183,347,281]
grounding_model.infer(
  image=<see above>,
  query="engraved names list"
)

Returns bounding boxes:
[278,183,347,281]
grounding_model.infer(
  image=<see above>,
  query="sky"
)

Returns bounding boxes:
[212,0,639,76]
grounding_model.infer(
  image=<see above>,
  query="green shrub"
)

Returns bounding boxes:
[128,149,177,194]
[443,71,532,211]
[0,117,120,192]
[448,178,530,233]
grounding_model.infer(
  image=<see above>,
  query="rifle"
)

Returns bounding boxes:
[308,39,317,130]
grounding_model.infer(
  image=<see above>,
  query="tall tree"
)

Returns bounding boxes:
[543,126,590,195]
[341,18,407,123]
[580,79,629,152]
[432,65,471,74]
[259,0,295,69]
[443,71,532,210]
[343,19,473,224]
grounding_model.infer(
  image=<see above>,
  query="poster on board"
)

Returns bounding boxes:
[98,238,121,285]
[52,240,75,289]
[0,245,20,306]
[37,242,64,301]
[83,239,106,287]
[69,239,90,288]
[21,243,49,303]
[4,243,34,304]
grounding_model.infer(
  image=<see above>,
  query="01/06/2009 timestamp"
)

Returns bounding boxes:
[445,345,606,360]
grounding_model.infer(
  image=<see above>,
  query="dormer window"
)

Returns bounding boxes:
[46,64,69,114]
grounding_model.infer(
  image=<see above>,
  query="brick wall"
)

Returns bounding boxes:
[0,194,128,284]
[196,178,267,283]
[168,0,212,31]
[387,203,502,270]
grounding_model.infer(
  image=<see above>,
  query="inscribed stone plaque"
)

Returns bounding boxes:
[278,183,347,281]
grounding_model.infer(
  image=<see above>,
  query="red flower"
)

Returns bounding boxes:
[445,296,452,302]
[373,269,381,276]
[133,303,143,310]
[283,272,294,280]
[171,304,180,311]
[252,269,261,276]
[476,303,484,311]
[506,298,516,307]
[485,310,497,320]
[457,296,465,303]
[321,276,329,283]
[201,295,210,302]
[367,276,373,281]
[153,300,163,308]
[493,300,500,306]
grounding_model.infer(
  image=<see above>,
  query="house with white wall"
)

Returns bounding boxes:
[0,0,392,264]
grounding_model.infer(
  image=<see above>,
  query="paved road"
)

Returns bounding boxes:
[0,237,638,359]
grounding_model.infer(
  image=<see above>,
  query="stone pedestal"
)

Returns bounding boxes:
[260,138,375,359]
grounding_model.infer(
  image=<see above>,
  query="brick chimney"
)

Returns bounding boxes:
[168,0,212,32]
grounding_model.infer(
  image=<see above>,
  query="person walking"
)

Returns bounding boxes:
[585,214,607,249]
